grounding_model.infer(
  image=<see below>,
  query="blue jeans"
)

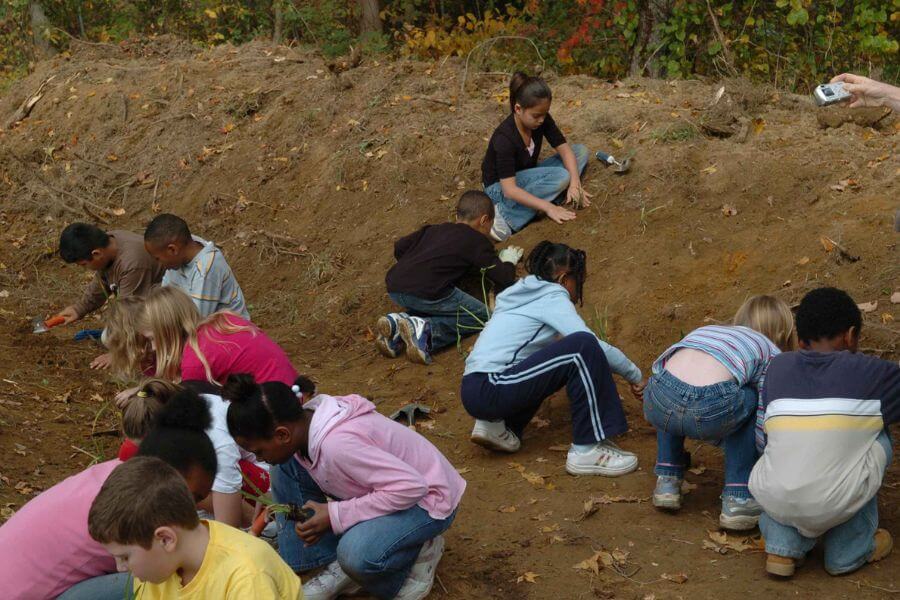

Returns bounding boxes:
[271,459,339,571]
[643,369,758,499]
[338,506,456,599]
[759,431,892,575]
[483,143,589,232]
[57,573,132,600]
[389,289,488,351]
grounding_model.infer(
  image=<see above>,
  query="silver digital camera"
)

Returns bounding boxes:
[813,82,852,106]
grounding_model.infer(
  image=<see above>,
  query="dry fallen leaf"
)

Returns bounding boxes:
[820,236,836,252]
[499,505,517,513]
[111,207,126,216]
[701,164,718,175]
[516,571,539,584]
[662,572,688,584]
[573,551,604,576]
[508,462,549,488]
[858,301,878,313]
[578,495,647,520]
[797,256,810,266]
[882,313,894,324]
[721,204,738,217]
[705,530,764,554]
[752,117,766,134]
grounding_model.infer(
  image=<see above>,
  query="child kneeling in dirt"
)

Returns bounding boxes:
[88,457,301,599]
[0,426,217,600]
[223,374,465,600]
[749,288,900,578]
[460,241,645,477]
[481,72,591,241]
[144,213,250,320]
[643,295,795,530]
[378,190,521,365]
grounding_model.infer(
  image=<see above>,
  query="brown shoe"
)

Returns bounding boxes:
[766,553,796,577]
[868,529,893,563]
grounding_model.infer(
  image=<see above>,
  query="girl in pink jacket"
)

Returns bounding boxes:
[223,374,465,600]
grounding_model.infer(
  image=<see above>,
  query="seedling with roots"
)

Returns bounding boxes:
[455,266,495,354]
[240,472,312,526]
[589,305,610,342]
[639,204,665,234]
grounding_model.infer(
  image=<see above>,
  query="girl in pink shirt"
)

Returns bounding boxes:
[140,285,298,386]
[223,374,465,600]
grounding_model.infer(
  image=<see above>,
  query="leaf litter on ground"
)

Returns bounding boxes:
[508,462,554,490]
[573,548,630,577]
[578,495,649,521]
[703,530,765,555]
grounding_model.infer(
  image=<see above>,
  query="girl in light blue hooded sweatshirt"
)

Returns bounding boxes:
[460,241,645,477]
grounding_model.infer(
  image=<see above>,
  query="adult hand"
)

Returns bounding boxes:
[114,386,141,409]
[55,306,80,325]
[498,245,524,264]
[294,500,331,546]
[544,203,577,224]
[830,73,900,111]
[566,182,592,208]
[90,352,112,370]
[629,379,647,402]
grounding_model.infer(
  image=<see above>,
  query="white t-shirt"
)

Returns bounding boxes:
[202,394,269,494]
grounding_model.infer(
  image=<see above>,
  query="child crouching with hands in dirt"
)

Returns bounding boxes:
[642,295,796,531]
[223,374,466,600]
[460,241,645,476]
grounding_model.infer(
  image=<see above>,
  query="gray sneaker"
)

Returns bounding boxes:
[719,495,762,530]
[652,476,683,510]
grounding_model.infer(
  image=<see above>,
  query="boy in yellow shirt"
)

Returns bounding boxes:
[88,456,302,599]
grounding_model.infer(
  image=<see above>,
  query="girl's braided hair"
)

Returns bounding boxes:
[525,241,587,305]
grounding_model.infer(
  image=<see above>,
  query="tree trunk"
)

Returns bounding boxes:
[629,0,652,77]
[273,0,284,44]
[645,0,672,78]
[28,1,55,60]
[357,0,382,34]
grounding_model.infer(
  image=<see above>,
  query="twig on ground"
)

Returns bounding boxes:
[435,574,449,595]
[73,151,130,175]
[849,580,900,594]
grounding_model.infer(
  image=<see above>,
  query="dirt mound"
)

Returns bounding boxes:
[1,40,898,599]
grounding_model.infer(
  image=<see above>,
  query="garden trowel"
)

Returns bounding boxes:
[389,403,432,429]
[32,315,66,334]
[596,150,632,174]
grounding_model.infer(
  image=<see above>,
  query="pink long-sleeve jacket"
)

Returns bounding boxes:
[294,394,466,534]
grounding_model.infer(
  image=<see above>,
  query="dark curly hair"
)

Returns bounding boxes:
[224,373,316,440]
[795,287,861,344]
[525,241,587,305]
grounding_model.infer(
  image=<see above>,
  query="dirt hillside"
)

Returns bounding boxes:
[0,39,898,599]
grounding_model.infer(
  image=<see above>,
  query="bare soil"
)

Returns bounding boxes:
[0,39,898,599]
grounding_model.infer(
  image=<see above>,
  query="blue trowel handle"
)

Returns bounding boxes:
[595,150,616,165]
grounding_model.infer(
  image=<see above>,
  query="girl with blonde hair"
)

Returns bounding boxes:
[139,286,297,386]
[642,295,796,531]
[102,296,153,379]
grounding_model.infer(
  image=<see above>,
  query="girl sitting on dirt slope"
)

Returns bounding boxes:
[224,374,465,600]
[460,241,645,477]
[105,286,298,405]
[642,295,796,531]
[481,72,591,241]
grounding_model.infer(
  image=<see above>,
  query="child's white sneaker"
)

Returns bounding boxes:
[470,419,521,453]
[302,560,361,600]
[395,535,445,600]
[565,441,638,476]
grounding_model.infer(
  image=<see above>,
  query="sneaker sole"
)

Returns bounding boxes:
[375,317,400,358]
[470,431,520,453]
[565,459,638,477]
[652,493,682,510]
[719,512,760,531]
[766,558,796,577]
[398,319,431,365]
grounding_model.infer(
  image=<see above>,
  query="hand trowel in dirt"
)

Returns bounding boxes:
[595,150,632,174]
[32,315,66,334]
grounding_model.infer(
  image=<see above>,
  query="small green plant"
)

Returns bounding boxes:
[651,122,698,143]
[639,204,665,234]
[589,305,610,342]
[454,265,495,354]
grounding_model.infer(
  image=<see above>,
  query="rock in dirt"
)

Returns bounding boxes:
[816,106,894,130]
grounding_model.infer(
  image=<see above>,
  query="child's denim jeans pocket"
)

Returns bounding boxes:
[691,399,738,441]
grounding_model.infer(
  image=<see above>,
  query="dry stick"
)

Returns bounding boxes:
[849,580,900,594]
[435,574,449,595]
[105,179,134,204]
[704,0,736,75]
[54,27,118,49]
[73,151,129,175]
[4,75,55,129]
[460,36,546,103]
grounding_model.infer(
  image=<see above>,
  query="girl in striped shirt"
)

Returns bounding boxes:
[642,295,796,530]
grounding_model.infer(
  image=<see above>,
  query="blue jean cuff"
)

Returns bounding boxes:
[764,544,808,560]
[654,464,685,478]
[722,486,752,500]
